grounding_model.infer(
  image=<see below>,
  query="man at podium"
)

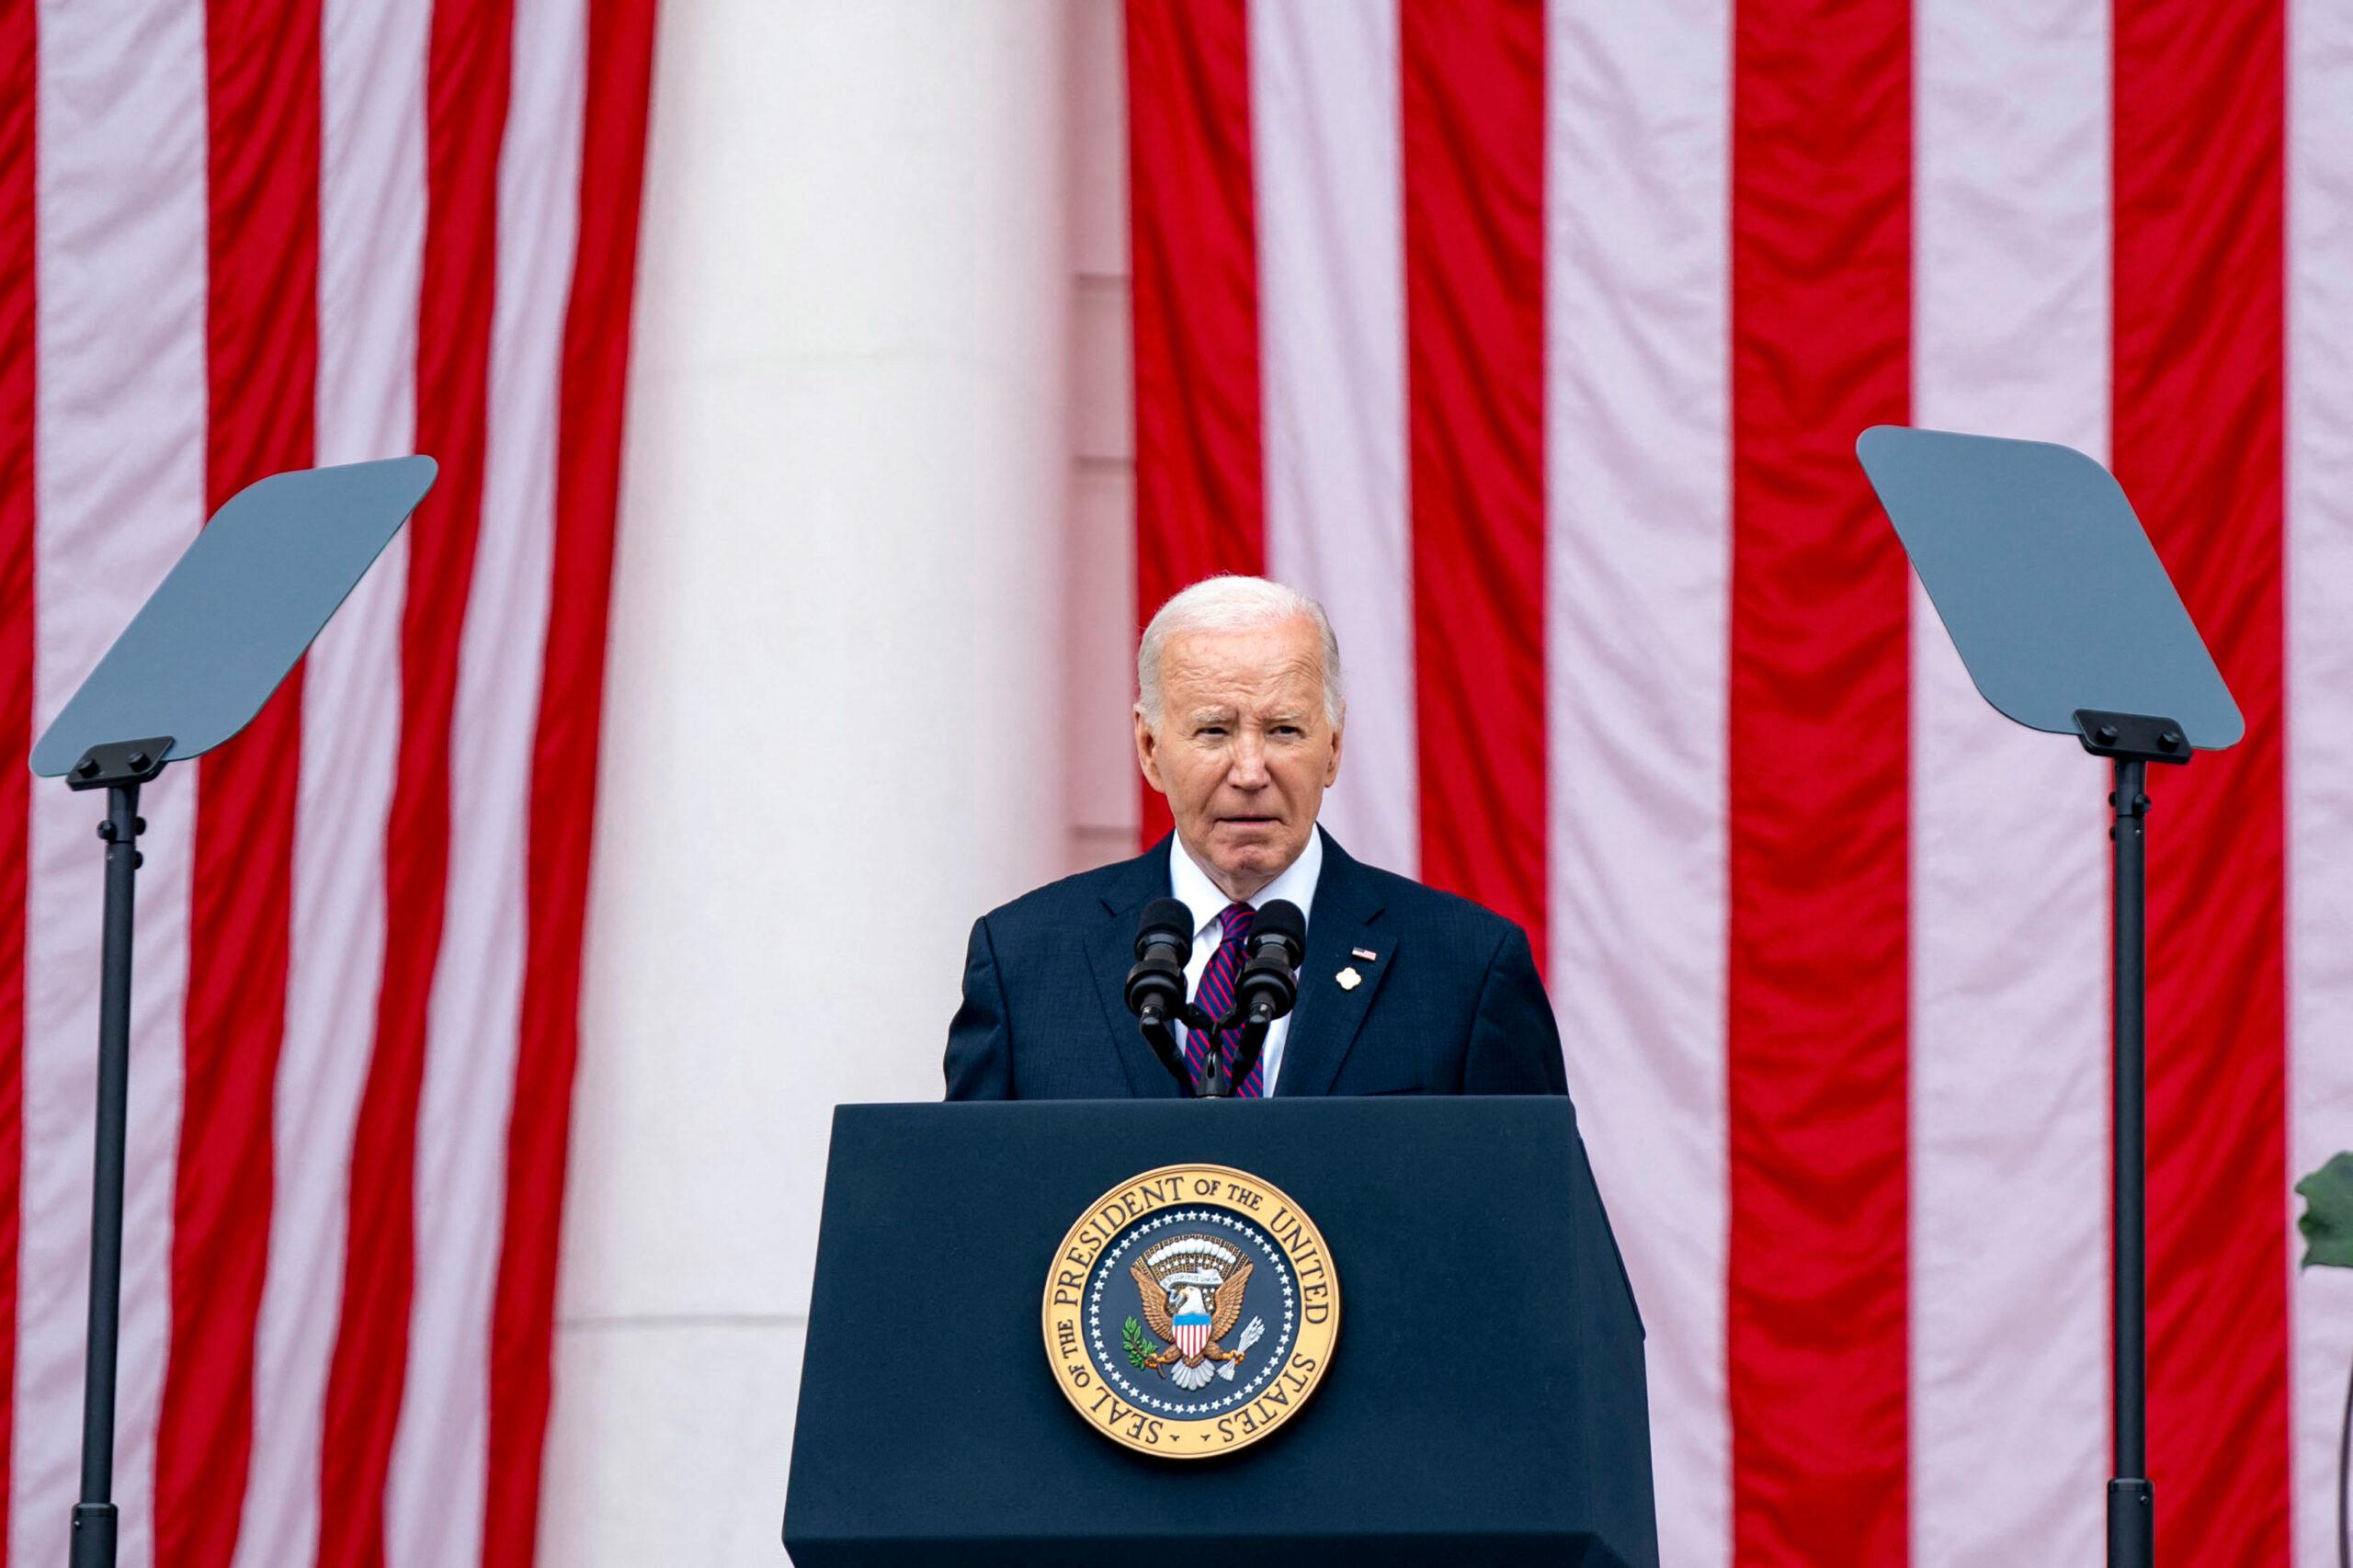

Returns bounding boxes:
[945,574,1568,1100]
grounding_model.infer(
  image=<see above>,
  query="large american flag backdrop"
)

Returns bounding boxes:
[0,0,654,1564]
[1126,0,2353,1562]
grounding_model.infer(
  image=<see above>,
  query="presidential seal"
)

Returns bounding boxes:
[1041,1164,1338,1459]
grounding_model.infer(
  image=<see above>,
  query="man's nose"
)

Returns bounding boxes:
[1228,733,1270,785]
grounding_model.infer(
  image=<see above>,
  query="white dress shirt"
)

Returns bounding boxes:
[1167,825,1324,1095]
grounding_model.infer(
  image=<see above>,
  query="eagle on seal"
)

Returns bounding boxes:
[1131,1252,1256,1392]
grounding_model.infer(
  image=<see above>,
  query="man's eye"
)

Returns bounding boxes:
[1198,726,1226,738]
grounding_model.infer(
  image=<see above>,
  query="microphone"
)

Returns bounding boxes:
[1233,898,1306,1027]
[1125,898,1199,1096]
[1124,897,1196,1030]
[1219,899,1305,1097]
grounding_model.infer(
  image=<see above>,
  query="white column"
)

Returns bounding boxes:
[543,5,1070,1562]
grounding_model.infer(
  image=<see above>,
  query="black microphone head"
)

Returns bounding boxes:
[1250,898,1307,962]
[1234,899,1307,1027]
[1135,896,1196,960]
[1126,897,1196,1025]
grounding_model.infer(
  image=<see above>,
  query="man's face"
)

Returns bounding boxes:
[1135,615,1343,901]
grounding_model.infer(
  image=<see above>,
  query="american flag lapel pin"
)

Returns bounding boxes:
[1350,947,1376,961]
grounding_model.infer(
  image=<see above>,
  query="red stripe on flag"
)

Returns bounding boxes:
[155,6,322,1562]
[2112,1,2290,1551]
[0,0,35,1550]
[317,0,513,1560]
[1400,0,1547,958]
[481,0,657,1559]
[1125,0,1264,846]
[1726,0,1913,1559]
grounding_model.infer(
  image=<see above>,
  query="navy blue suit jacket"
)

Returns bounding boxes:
[944,832,1570,1099]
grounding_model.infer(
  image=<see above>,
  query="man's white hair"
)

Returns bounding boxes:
[1136,574,1345,731]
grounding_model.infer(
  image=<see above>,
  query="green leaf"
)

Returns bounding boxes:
[2294,1152,2353,1270]
[1122,1316,1162,1370]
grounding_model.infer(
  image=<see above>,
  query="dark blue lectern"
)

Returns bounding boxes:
[783,1097,1657,1566]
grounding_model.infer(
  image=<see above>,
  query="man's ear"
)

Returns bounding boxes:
[1134,706,1167,794]
[1323,710,1345,788]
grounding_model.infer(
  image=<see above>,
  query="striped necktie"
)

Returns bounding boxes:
[1188,902,1262,1096]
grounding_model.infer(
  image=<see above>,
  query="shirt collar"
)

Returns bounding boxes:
[1167,824,1324,939]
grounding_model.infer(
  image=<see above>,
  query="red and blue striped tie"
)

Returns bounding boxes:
[1188,902,1263,1096]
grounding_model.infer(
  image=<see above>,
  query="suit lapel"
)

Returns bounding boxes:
[1085,838,1185,1097]
[1275,835,1392,1097]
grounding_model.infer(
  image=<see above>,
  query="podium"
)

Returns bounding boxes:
[782,1096,1657,1566]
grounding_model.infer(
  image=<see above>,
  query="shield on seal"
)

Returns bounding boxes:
[1173,1314,1211,1360]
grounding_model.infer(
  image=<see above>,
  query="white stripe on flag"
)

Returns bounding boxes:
[17,4,207,1563]
[1543,1,1733,1562]
[1249,0,1414,876]
[1910,1,2112,1560]
[383,0,584,1557]
[2289,2,2353,1561]
[231,0,430,1558]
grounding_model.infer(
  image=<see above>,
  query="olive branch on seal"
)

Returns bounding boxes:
[1122,1317,1161,1370]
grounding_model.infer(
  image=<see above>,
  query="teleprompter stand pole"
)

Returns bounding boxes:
[63,738,169,1568]
[2079,709,2187,1568]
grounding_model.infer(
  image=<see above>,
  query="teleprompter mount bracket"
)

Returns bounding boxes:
[64,738,175,792]
[2073,710,2192,767]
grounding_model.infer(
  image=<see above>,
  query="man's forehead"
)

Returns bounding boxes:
[1159,624,1324,686]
